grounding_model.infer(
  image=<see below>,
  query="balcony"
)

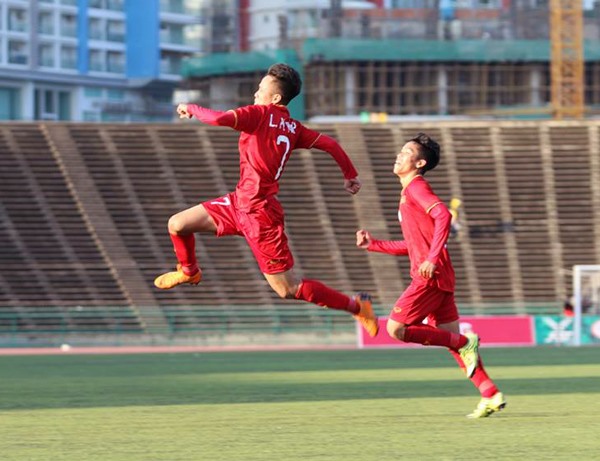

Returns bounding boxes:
[89,28,104,40]
[39,56,55,67]
[61,24,77,38]
[160,59,181,75]
[89,0,124,10]
[61,58,77,70]
[9,54,28,65]
[8,21,27,33]
[107,32,125,42]
[89,61,105,72]
[107,61,125,73]
[160,30,199,48]
[160,0,197,16]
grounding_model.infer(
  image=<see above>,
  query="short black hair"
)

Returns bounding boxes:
[409,132,440,175]
[267,63,302,105]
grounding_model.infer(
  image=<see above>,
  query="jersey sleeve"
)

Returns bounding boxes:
[301,129,358,179]
[410,179,444,213]
[187,105,236,127]
[410,180,452,264]
[295,125,322,149]
[367,239,409,256]
[230,105,267,133]
[427,204,452,264]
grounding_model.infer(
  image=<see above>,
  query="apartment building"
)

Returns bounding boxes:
[0,0,202,121]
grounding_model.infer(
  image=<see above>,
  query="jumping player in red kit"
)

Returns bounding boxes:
[154,63,378,337]
[356,133,506,417]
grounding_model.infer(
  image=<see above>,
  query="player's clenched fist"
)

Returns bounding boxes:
[177,104,193,119]
[344,177,361,195]
[356,229,372,249]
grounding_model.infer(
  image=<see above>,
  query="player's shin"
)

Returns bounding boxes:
[294,279,358,313]
[170,232,199,275]
[403,324,466,349]
[448,350,499,398]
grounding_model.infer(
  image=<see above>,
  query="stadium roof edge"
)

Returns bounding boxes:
[182,49,298,78]
[182,39,600,78]
[302,38,600,62]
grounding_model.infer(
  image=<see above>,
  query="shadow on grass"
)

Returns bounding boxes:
[1,346,598,378]
[1,374,598,411]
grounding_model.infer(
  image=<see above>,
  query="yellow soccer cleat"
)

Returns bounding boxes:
[353,292,379,338]
[467,392,507,419]
[458,332,480,378]
[154,267,201,290]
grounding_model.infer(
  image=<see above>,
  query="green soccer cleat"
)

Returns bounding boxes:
[467,392,507,419]
[458,332,480,378]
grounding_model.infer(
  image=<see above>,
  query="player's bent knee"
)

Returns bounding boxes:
[273,284,297,299]
[275,289,295,299]
[386,321,406,341]
[167,215,185,235]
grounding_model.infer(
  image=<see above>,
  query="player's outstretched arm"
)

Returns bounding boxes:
[357,229,408,256]
[176,103,236,128]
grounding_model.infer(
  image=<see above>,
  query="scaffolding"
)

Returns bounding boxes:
[549,0,585,119]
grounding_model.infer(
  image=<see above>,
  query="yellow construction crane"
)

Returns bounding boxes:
[549,0,585,119]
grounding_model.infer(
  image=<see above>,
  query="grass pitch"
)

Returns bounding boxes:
[0,346,599,461]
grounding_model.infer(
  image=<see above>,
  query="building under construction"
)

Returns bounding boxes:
[179,38,600,119]
[179,1,599,120]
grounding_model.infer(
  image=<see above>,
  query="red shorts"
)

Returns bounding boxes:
[202,193,294,274]
[390,280,459,326]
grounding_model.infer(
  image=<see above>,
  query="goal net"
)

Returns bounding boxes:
[572,265,600,346]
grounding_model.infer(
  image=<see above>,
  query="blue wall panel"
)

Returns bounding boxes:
[77,0,89,74]
[125,0,160,78]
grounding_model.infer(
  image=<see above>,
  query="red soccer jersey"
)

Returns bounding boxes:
[398,176,455,292]
[229,104,355,211]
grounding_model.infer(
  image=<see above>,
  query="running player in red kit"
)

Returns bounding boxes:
[356,133,506,417]
[154,63,378,337]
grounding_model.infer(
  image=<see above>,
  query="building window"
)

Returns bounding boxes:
[89,18,103,40]
[60,14,77,37]
[107,51,125,73]
[8,41,28,65]
[60,46,77,69]
[107,0,124,11]
[160,52,181,75]
[84,87,103,98]
[39,44,55,67]
[34,89,71,120]
[8,8,28,32]
[83,111,100,122]
[106,20,125,42]
[0,87,20,120]
[39,12,55,35]
[90,0,124,10]
[89,50,104,71]
[107,89,124,100]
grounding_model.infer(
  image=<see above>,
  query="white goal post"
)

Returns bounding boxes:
[572,265,600,346]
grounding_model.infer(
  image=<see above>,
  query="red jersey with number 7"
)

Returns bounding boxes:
[229,104,357,211]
